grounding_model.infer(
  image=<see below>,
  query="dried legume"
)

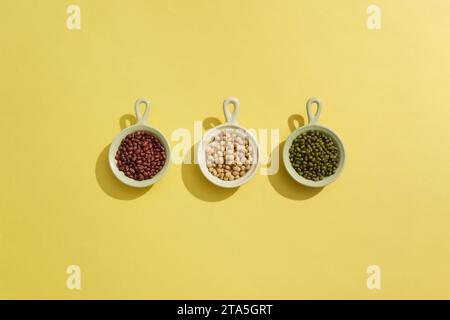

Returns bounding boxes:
[115,130,166,181]
[205,129,254,181]
[289,130,339,181]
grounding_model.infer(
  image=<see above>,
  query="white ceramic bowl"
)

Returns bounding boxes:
[109,98,171,188]
[197,97,259,188]
[283,98,345,188]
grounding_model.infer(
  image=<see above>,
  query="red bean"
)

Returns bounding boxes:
[115,130,167,181]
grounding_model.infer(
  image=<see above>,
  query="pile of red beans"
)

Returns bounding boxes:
[115,131,166,181]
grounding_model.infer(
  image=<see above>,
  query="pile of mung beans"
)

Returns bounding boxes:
[289,130,339,181]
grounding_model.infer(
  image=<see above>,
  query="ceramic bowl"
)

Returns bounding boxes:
[197,97,259,188]
[283,98,345,188]
[109,98,171,188]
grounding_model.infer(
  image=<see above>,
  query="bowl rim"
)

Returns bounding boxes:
[197,123,260,188]
[109,124,171,188]
[282,124,345,188]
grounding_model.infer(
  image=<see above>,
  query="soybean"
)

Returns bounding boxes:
[205,129,253,181]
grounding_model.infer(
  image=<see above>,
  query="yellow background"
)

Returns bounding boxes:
[1,0,450,299]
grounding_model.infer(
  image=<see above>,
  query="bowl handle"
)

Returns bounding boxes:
[135,98,151,125]
[306,97,322,125]
[223,97,240,125]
